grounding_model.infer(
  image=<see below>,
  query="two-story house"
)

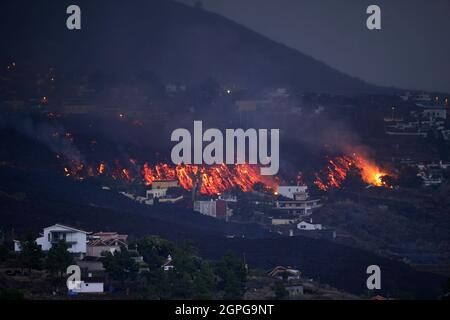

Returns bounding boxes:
[35,224,89,256]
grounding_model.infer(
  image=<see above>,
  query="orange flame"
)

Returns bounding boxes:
[98,163,105,175]
[354,155,387,187]
[143,162,276,195]
[314,154,388,190]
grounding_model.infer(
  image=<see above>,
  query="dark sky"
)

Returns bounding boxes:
[180,0,450,93]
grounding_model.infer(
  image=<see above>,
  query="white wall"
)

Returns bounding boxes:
[277,186,307,199]
[14,241,22,252]
[147,188,167,198]
[36,225,87,253]
[297,221,322,230]
[194,201,217,217]
[423,108,446,120]
[73,281,104,293]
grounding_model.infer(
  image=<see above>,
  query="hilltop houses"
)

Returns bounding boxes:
[297,219,323,231]
[13,224,135,295]
[14,224,90,257]
[421,105,447,121]
[194,199,232,220]
[86,232,128,257]
[273,186,322,217]
[36,224,88,255]
[266,186,332,238]
[385,98,448,138]
[119,179,183,205]
[276,186,308,199]
[14,224,130,260]
[268,266,301,281]
[267,266,305,298]
[416,161,450,186]
[146,179,183,204]
[161,255,175,271]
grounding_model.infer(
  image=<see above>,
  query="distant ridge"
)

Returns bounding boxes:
[0,0,391,94]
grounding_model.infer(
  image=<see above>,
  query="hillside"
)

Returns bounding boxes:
[0,163,446,299]
[0,0,387,94]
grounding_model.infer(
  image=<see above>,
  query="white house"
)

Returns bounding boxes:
[274,187,321,216]
[414,93,432,103]
[145,179,183,204]
[400,91,412,101]
[218,194,238,202]
[71,281,104,294]
[277,186,308,200]
[86,232,128,257]
[286,284,304,297]
[297,220,322,231]
[194,200,229,219]
[422,106,447,120]
[271,218,297,225]
[161,255,174,271]
[268,266,301,281]
[13,240,22,252]
[146,188,167,199]
[35,224,89,254]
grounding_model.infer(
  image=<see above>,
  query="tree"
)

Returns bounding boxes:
[0,288,25,300]
[273,281,288,300]
[215,251,247,299]
[18,234,44,272]
[192,263,215,300]
[0,244,9,263]
[46,240,73,278]
[136,236,175,269]
[232,195,254,220]
[138,268,167,299]
[103,247,139,284]
[170,253,214,299]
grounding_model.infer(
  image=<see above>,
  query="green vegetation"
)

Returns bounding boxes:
[215,251,247,299]
[0,288,25,300]
[1,234,248,300]
[46,240,73,278]
[18,234,44,272]
[273,281,288,300]
[103,247,139,283]
[0,244,8,263]
[101,237,246,299]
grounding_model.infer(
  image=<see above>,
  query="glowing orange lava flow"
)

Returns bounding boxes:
[59,155,387,194]
[60,156,276,195]
[143,162,276,195]
[314,155,388,191]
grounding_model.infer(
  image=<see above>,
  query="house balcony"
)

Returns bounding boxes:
[50,238,78,244]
